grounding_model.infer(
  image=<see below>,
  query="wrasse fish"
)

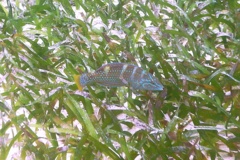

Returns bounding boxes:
[74,63,163,91]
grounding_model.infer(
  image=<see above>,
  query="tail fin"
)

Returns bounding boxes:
[74,75,83,91]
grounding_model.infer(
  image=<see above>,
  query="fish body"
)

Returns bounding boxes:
[74,63,163,91]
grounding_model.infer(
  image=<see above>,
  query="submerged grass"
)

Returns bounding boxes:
[0,0,240,159]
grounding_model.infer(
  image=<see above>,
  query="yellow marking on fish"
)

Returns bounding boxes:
[104,65,111,74]
[74,75,83,91]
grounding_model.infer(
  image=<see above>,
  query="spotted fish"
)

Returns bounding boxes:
[74,63,163,91]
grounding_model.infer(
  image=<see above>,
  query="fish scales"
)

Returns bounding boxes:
[94,64,126,86]
[74,63,163,91]
[94,63,147,87]
[95,63,135,86]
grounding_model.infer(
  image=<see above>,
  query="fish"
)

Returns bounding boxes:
[74,63,163,91]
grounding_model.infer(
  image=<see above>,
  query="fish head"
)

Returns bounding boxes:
[141,75,164,91]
